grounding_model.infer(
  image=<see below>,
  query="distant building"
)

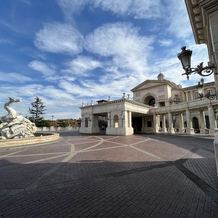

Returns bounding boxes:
[80,73,218,135]
[49,118,80,128]
[80,0,218,136]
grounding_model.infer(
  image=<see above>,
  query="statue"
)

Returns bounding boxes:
[0,97,37,139]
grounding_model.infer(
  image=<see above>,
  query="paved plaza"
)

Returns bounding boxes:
[0,132,218,217]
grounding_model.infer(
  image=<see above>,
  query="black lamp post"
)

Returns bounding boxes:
[178,46,216,80]
[196,78,217,100]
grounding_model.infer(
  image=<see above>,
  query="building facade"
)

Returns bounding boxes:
[80,73,218,135]
[80,0,218,136]
[185,0,218,95]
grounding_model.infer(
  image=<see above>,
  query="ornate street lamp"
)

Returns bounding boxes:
[196,78,217,100]
[178,46,216,80]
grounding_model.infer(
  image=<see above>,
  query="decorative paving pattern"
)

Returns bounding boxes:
[0,132,218,217]
[183,148,218,191]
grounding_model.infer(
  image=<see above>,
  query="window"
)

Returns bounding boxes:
[147,121,152,127]
[114,115,119,128]
[195,92,200,98]
[207,90,213,94]
[85,117,88,127]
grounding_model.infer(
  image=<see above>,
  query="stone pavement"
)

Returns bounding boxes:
[0,131,218,218]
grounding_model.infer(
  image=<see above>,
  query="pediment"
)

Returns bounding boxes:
[131,80,168,92]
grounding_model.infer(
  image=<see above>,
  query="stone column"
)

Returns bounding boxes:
[190,91,193,101]
[209,11,218,98]
[81,115,84,128]
[167,112,175,133]
[199,110,207,134]
[107,112,111,128]
[185,92,188,102]
[208,104,216,134]
[142,116,145,129]
[128,111,132,128]
[162,114,167,132]
[186,109,194,134]
[153,115,158,133]
[157,115,160,132]
[178,113,184,133]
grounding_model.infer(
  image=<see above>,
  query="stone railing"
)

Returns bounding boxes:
[37,127,79,132]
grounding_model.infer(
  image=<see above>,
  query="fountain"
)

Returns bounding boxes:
[0,97,59,147]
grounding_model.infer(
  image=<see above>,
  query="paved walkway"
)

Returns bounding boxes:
[0,132,218,218]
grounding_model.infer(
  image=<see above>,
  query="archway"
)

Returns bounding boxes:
[114,115,119,128]
[192,117,199,133]
[144,96,156,107]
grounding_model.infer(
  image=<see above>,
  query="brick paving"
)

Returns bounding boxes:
[0,131,218,217]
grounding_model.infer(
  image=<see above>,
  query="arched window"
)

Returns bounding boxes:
[144,96,156,107]
[114,115,119,128]
[85,117,88,127]
[192,117,199,131]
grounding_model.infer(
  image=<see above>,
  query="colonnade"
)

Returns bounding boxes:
[153,105,218,134]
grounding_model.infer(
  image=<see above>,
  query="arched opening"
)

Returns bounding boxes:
[114,115,119,128]
[85,117,88,127]
[144,96,156,107]
[192,117,199,133]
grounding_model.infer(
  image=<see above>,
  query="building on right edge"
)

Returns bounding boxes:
[184,0,218,95]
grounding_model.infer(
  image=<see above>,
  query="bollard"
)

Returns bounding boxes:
[214,134,218,178]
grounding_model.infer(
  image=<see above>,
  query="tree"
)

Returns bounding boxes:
[37,120,51,127]
[29,96,46,124]
[59,122,68,127]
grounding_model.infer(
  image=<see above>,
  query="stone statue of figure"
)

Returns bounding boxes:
[1,97,21,121]
[0,97,37,139]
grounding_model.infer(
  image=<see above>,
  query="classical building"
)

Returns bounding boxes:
[80,73,218,135]
[184,0,218,94]
[80,0,218,136]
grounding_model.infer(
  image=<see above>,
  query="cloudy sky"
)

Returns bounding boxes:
[0,0,212,120]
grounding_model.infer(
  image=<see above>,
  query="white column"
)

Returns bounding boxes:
[157,115,160,132]
[190,91,193,101]
[185,92,189,102]
[81,115,84,128]
[162,114,167,132]
[128,111,132,128]
[208,104,216,134]
[153,115,158,133]
[199,110,207,134]
[186,109,194,134]
[107,112,111,128]
[209,11,218,97]
[178,113,184,133]
[167,112,175,133]
[142,116,145,128]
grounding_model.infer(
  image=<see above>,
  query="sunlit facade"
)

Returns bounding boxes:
[79,0,218,136]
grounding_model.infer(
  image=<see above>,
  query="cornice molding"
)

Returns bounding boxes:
[185,0,218,44]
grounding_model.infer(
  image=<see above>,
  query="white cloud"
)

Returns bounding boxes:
[57,0,162,20]
[0,84,81,119]
[34,22,83,55]
[0,39,13,44]
[84,22,153,76]
[28,60,56,77]
[19,0,30,5]
[164,1,192,40]
[0,72,32,83]
[158,39,173,47]
[65,56,102,76]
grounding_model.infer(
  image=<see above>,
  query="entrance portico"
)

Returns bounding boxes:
[80,98,151,135]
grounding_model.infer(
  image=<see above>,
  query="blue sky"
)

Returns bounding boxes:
[0,0,212,120]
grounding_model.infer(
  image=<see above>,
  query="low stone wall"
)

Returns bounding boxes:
[0,132,59,148]
[37,127,79,132]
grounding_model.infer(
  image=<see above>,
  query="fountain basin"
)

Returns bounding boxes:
[0,132,59,148]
